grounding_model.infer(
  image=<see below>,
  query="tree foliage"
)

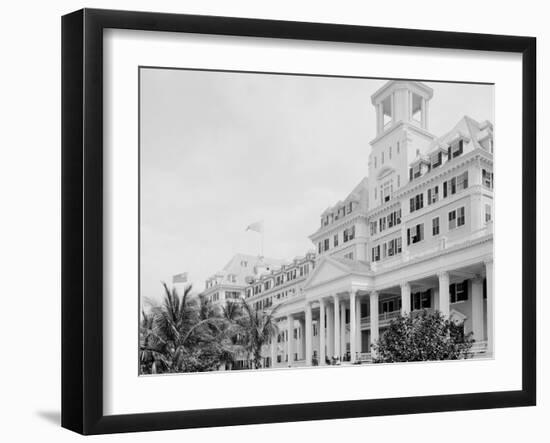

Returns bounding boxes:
[373,310,474,363]
[139,283,279,374]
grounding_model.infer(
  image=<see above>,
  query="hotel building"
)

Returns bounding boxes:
[210,79,494,368]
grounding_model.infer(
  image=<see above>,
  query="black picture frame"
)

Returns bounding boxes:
[61,8,537,435]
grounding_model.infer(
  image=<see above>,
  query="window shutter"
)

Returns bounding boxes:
[427,188,431,204]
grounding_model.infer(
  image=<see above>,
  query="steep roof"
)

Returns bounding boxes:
[426,115,489,155]
[207,253,285,286]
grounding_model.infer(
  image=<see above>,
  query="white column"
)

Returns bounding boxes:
[299,319,306,360]
[421,98,426,129]
[355,295,362,356]
[326,302,334,359]
[369,292,379,356]
[390,92,395,123]
[287,314,294,366]
[438,272,450,318]
[485,259,494,355]
[340,300,346,358]
[305,303,313,366]
[471,277,484,342]
[425,100,429,129]
[377,103,383,134]
[401,282,411,316]
[433,287,440,311]
[333,295,340,359]
[319,298,326,365]
[350,291,357,362]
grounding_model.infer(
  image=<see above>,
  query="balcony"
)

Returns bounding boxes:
[360,309,401,326]
[370,223,493,273]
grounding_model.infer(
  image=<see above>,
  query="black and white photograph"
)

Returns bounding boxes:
[138,69,495,375]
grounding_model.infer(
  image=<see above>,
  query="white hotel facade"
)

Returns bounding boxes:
[203,80,494,368]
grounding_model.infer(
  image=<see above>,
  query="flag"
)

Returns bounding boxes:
[172,272,188,284]
[245,220,264,233]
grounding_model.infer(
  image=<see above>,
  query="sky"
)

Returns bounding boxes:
[140,68,494,302]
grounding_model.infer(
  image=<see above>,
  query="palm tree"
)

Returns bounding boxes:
[237,299,280,369]
[139,308,171,374]
[139,283,234,374]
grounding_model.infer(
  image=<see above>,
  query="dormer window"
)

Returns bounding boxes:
[432,151,442,168]
[410,164,422,180]
[448,139,464,159]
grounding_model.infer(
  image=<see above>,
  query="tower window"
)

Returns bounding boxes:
[382,95,393,128]
[412,93,422,122]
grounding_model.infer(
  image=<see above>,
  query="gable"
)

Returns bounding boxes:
[303,258,352,290]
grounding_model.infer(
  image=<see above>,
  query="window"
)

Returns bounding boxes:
[482,169,494,189]
[485,204,492,222]
[448,206,465,230]
[450,281,468,303]
[387,237,402,257]
[334,234,339,247]
[410,193,424,212]
[411,290,431,310]
[448,210,457,230]
[343,226,355,242]
[371,245,380,262]
[432,151,442,168]
[427,186,439,205]
[381,181,393,203]
[449,140,464,159]
[387,209,402,228]
[457,206,465,226]
[370,221,377,236]
[324,238,330,251]
[381,299,396,313]
[344,252,354,260]
[318,242,322,254]
[407,223,424,245]
[432,217,440,236]
[443,171,469,199]
[379,217,387,232]
[456,171,468,191]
